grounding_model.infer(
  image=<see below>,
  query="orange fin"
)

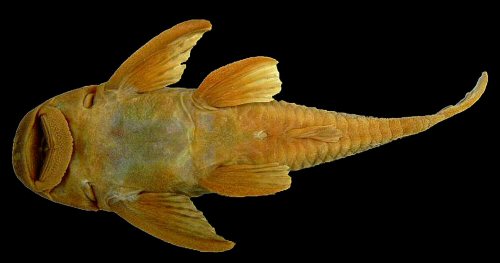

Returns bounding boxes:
[285,124,342,143]
[193,57,282,109]
[106,20,212,93]
[200,163,291,197]
[108,192,234,252]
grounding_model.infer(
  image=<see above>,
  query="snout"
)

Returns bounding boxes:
[12,105,74,193]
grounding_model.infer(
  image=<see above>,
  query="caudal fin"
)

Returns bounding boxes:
[431,72,488,124]
[388,72,488,139]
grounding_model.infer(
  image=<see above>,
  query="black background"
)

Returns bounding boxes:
[2,3,497,261]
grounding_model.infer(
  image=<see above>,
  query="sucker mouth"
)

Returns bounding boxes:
[28,111,45,183]
[12,105,74,193]
[32,114,52,182]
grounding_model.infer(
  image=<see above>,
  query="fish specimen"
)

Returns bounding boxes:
[12,19,487,252]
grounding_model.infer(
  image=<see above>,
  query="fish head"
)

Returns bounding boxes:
[12,84,102,211]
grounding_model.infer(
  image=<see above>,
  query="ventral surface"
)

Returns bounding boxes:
[11,19,487,252]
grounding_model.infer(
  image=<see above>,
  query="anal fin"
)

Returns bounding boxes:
[200,163,291,197]
[286,124,342,143]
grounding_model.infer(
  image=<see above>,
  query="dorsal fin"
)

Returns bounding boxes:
[105,19,212,93]
[193,57,282,110]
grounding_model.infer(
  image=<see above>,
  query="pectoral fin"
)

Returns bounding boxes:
[193,57,282,109]
[106,20,212,93]
[200,163,291,197]
[108,192,234,252]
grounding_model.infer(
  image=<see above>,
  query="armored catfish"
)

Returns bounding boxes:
[12,19,488,252]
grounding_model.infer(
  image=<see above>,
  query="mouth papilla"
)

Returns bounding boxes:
[27,106,74,192]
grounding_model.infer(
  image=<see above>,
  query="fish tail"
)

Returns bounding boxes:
[281,72,487,170]
[431,72,488,124]
[381,71,488,141]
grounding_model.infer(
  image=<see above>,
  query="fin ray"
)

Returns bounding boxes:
[193,57,282,109]
[200,163,291,197]
[108,192,234,252]
[106,20,212,93]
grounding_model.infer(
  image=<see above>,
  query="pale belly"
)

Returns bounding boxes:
[95,89,200,194]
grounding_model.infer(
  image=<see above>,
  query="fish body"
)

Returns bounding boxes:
[12,20,487,252]
[66,88,200,205]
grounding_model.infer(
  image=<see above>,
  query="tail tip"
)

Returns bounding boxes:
[465,71,488,101]
[434,71,488,121]
[479,71,488,87]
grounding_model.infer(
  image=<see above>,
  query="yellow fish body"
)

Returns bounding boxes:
[11,20,487,252]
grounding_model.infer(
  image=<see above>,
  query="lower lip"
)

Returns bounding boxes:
[12,106,41,189]
[12,105,74,192]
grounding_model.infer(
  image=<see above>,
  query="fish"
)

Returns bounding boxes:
[11,19,487,252]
